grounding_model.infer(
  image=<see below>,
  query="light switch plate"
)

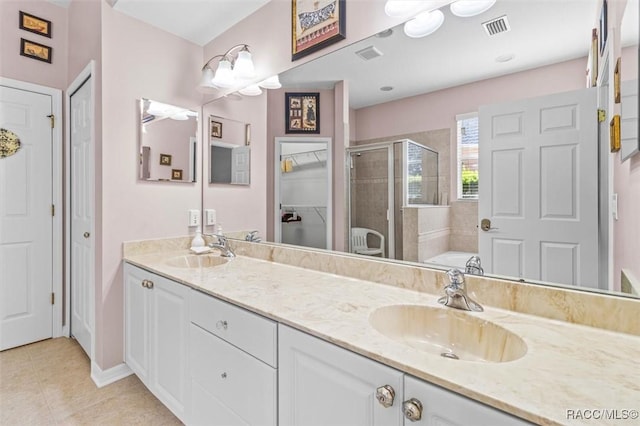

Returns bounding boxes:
[188,209,200,227]
[205,209,216,226]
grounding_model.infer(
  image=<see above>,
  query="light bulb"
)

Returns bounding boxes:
[212,59,235,88]
[450,0,496,17]
[199,67,216,88]
[404,9,444,38]
[234,49,255,80]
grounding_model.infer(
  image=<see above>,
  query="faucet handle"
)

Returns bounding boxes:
[446,268,465,287]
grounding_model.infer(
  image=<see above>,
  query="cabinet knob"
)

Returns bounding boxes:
[216,320,228,330]
[375,385,396,408]
[83,232,90,238]
[221,372,227,379]
[141,279,154,289]
[403,398,423,422]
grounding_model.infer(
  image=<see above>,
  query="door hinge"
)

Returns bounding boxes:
[51,292,55,305]
[598,109,606,122]
[51,204,55,216]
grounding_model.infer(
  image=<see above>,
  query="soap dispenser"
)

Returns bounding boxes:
[191,228,205,248]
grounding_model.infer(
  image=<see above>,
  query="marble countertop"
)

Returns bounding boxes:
[124,250,640,426]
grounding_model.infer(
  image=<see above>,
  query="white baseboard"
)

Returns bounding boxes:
[90,361,133,388]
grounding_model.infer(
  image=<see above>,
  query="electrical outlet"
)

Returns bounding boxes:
[205,209,217,226]
[188,209,200,227]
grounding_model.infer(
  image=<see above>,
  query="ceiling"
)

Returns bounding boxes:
[111,0,270,46]
[281,0,639,109]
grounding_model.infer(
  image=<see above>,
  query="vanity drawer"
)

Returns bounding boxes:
[189,289,277,367]
[190,324,277,426]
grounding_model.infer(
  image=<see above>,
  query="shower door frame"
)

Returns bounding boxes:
[346,142,396,259]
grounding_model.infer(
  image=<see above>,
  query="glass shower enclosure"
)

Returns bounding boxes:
[347,139,438,260]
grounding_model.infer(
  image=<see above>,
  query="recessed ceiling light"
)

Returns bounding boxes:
[376,29,393,38]
[380,86,394,92]
[450,0,496,17]
[495,53,515,63]
[404,9,445,38]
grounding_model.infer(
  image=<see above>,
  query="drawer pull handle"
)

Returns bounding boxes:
[376,385,396,408]
[141,279,154,289]
[216,320,228,330]
[221,372,227,379]
[403,398,423,422]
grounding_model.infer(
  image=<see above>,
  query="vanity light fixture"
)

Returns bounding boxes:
[450,0,496,17]
[258,75,282,89]
[404,9,445,38]
[145,100,196,121]
[200,44,256,89]
[239,84,263,96]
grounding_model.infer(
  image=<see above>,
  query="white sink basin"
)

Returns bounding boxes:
[165,254,229,269]
[369,305,527,363]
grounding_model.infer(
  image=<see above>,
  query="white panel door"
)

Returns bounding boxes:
[231,145,250,184]
[279,324,404,426]
[70,77,94,356]
[479,88,599,288]
[0,86,53,350]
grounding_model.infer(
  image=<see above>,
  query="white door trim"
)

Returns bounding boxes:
[0,77,63,339]
[274,137,333,249]
[64,61,96,358]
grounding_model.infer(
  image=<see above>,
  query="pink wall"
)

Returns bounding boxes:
[355,57,588,202]
[203,93,268,237]
[0,1,68,90]
[99,3,203,369]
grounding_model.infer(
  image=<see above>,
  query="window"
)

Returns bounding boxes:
[456,113,479,200]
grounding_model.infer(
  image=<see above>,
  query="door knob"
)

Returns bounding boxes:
[480,218,499,232]
[403,398,423,422]
[83,232,90,238]
[375,385,396,408]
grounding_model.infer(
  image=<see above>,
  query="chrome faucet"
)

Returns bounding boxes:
[245,230,261,242]
[465,255,484,276]
[438,269,483,312]
[204,234,236,258]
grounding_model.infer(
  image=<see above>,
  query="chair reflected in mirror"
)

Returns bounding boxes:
[350,227,385,258]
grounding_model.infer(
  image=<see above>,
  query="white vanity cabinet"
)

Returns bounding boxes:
[279,325,530,426]
[189,289,278,426]
[124,263,190,422]
[279,324,405,426]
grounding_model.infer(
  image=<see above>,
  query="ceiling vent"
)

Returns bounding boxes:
[482,15,511,36]
[356,46,383,61]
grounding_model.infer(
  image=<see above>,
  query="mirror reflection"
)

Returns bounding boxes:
[208,115,251,185]
[139,98,197,183]
[271,0,639,297]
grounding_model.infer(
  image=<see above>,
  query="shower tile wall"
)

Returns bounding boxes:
[403,206,451,262]
[450,201,479,253]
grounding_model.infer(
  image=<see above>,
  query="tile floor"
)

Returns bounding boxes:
[0,337,182,425]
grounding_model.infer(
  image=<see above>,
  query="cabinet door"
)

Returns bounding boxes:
[404,375,532,425]
[124,263,151,384]
[150,274,190,421]
[279,325,404,426]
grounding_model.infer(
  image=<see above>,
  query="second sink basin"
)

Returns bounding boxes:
[369,305,527,363]
[165,254,229,269]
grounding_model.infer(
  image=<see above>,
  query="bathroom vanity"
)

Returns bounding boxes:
[123,237,640,426]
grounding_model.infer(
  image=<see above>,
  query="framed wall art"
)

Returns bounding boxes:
[614,57,621,103]
[19,11,52,38]
[211,120,222,139]
[291,0,346,61]
[285,92,320,134]
[20,38,52,63]
[171,169,183,180]
[159,153,172,166]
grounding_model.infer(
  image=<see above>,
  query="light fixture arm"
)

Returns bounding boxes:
[202,44,251,71]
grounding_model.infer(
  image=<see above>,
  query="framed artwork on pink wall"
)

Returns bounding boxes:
[291,0,346,61]
[285,92,319,134]
[20,38,52,63]
[19,11,52,38]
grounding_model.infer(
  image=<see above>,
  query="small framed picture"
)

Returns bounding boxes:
[211,120,222,139]
[285,92,319,134]
[20,38,52,63]
[19,11,52,38]
[159,153,172,166]
[610,115,620,152]
[614,57,621,103]
[171,169,183,180]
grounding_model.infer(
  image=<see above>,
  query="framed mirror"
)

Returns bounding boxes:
[139,98,198,182]
[208,115,251,185]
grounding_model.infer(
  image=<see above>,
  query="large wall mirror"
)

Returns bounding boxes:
[208,115,251,185]
[139,98,198,183]
[243,0,638,299]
